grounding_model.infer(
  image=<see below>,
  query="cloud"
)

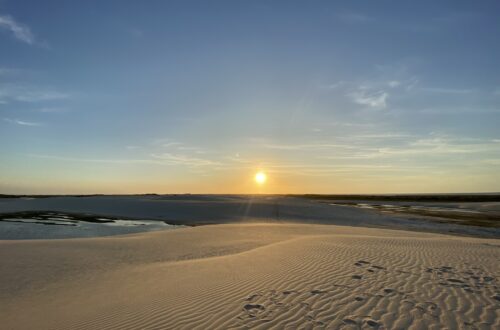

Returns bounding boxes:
[0,15,35,44]
[0,85,69,103]
[28,152,223,169]
[27,154,158,165]
[324,75,409,110]
[343,136,500,159]
[4,118,42,126]
[154,139,207,154]
[151,153,221,167]
[261,142,356,151]
[348,90,388,109]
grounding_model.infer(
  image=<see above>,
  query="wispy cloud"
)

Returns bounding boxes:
[4,118,42,126]
[151,153,221,167]
[324,136,500,160]
[27,152,224,170]
[325,73,413,110]
[320,81,347,90]
[326,65,485,113]
[0,84,69,103]
[0,15,35,44]
[154,139,207,154]
[261,142,355,151]
[27,154,158,165]
[348,90,388,109]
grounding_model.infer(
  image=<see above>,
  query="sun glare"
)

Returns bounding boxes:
[255,171,267,185]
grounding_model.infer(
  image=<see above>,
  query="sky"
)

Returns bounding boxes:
[1,0,499,194]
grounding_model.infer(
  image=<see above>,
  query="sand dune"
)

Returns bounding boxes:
[1,223,499,329]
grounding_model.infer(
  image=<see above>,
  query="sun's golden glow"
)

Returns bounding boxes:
[254,171,267,185]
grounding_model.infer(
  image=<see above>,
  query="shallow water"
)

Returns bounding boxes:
[0,212,179,240]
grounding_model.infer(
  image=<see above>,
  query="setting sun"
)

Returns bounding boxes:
[254,171,267,185]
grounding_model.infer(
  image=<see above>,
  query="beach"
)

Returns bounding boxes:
[3,1,499,328]
[2,222,499,329]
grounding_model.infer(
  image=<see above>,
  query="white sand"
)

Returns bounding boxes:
[1,223,499,329]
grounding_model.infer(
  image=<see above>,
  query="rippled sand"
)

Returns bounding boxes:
[1,223,499,329]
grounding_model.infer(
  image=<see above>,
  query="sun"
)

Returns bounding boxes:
[254,171,267,185]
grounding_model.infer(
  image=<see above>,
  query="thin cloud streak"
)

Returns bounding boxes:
[4,118,42,126]
[262,143,359,151]
[321,137,500,160]
[151,153,221,167]
[0,84,69,103]
[27,154,161,165]
[0,15,35,44]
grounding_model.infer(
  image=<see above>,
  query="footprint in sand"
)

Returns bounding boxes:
[243,304,265,314]
[343,318,357,325]
[447,278,464,284]
[364,318,381,328]
[310,289,327,295]
[282,290,298,295]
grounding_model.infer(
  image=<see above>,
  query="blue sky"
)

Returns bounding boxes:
[1,0,499,194]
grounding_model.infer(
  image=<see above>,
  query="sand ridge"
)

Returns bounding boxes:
[1,223,499,329]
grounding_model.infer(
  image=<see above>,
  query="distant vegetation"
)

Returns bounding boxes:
[294,194,500,202]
